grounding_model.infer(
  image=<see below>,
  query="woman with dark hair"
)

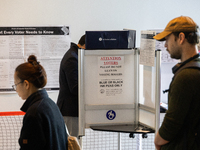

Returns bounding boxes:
[13,55,68,150]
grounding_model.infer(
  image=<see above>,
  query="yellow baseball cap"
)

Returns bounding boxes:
[153,16,197,41]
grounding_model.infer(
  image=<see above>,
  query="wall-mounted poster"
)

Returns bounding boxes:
[140,30,156,66]
[0,26,70,92]
[140,30,179,66]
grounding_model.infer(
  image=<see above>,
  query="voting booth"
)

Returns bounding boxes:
[78,48,161,137]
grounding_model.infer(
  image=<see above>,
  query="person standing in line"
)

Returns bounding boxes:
[14,55,68,150]
[153,16,200,150]
[57,35,85,137]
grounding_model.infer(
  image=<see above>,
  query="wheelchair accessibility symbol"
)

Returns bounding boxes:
[106,110,116,120]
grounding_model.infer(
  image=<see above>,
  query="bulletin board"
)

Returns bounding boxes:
[0,26,71,92]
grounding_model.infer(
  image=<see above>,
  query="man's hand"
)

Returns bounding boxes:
[154,132,169,150]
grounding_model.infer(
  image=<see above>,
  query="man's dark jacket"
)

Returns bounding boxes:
[57,42,79,117]
[160,55,200,150]
[19,89,68,150]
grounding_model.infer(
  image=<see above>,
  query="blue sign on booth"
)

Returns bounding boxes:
[106,110,116,120]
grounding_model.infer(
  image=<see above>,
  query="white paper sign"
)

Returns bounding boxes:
[98,56,124,98]
[140,30,156,66]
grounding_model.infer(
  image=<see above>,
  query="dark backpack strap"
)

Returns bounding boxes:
[176,61,200,73]
[163,60,200,94]
[173,60,200,80]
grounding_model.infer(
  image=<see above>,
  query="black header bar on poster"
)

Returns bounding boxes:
[0,26,69,35]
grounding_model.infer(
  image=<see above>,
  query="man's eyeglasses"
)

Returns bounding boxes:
[12,81,24,91]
